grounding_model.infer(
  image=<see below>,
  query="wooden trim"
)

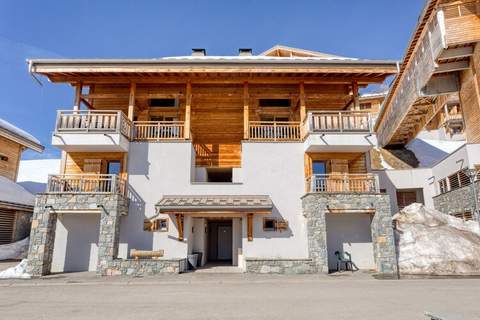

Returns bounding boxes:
[127,82,136,121]
[299,82,306,137]
[352,81,359,110]
[247,213,253,241]
[73,82,83,111]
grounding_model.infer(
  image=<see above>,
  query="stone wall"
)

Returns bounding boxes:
[302,192,398,277]
[27,193,128,277]
[433,181,480,215]
[105,258,187,276]
[245,258,315,274]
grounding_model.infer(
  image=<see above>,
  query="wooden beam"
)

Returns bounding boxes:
[243,82,249,139]
[247,213,253,241]
[433,61,470,74]
[175,214,184,241]
[128,83,136,121]
[80,97,93,109]
[73,82,82,110]
[438,46,474,60]
[185,82,192,139]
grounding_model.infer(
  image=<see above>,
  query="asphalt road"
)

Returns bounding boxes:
[0,273,479,320]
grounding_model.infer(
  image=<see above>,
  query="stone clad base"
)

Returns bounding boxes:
[104,258,187,276]
[245,258,316,274]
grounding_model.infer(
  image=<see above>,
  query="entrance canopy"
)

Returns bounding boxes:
[155,195,273,214]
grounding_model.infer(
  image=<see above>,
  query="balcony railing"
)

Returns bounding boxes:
[306,174,379,193]
[308,111,372,133]
[132,121,185,141]
[55,110,132,139]
[47,174,126,195]
[248,121,301,141]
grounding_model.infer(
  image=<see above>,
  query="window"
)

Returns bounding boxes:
[396,190,418,210]
[260,115,289,122]
[312,161,326,175]
[206,168,233,183]
[439,179,448,194]
[0,155,8,162]
[144,218,169,232]
[150,98,177,108]
[258,99,291,107]
[359,103,372,110]
[453,211,473,221]
[150,115,177,122]
[263,218,277,231]
[107,161,121,175]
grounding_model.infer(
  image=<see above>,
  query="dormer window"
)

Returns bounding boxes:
[258,99,291,108]
[150,98,177,108]
[0,155,8,162]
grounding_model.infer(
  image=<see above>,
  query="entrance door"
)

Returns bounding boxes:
[217,225,232,260]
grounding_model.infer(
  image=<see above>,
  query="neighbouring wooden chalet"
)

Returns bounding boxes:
[0,118,44,245]
[26,45,400,277]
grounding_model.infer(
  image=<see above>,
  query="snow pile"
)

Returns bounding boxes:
[0,259,31,279]
[393,203,480,275]
[0,237,29,260]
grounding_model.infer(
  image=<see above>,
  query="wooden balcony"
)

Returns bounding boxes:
[307,111,372,133]
[306,173,379,193]
[55,110,131,138]
[248,121,301,141]
[46,174,126,195]
[132,121,185,141]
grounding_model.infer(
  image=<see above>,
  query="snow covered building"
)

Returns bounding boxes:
[0,118,44,245]
[25,45,400,277]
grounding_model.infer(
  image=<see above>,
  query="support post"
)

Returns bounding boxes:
[73,82,83,111]
[299,82,306,138]
[176,214,184,241]
[352,81,360,110]
[128,83,136,121]
[247,213,253,241]
[243,82,249,139]
[185,82,192,139]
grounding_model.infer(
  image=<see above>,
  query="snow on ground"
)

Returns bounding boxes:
[0,259,30,279]
[0,237,29,260]
[17,159,60,194]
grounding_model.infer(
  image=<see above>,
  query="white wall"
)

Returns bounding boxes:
[232,218,242,266]
[51,213,100,272]
[125,141,309,260]
[325,213,374,271]
[192,218,207,266]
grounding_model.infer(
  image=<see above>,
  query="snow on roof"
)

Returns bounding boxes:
[159,55,359,62]
[0,176,35,207]
[360,91,389,99]
[0,118,44,152]
[259,45,354,60]
[406,138,465,168]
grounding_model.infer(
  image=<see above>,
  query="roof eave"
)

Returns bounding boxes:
[0,128,44,153]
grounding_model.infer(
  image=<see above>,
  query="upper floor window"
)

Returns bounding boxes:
[258,99,290,108]
[359,103,372,110]
[150,98,177,108]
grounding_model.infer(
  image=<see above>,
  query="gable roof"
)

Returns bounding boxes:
[0,176,35,208]
[0,118,44,153]
[260,45,354,60]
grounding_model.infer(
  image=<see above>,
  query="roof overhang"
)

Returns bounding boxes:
[155,195,273,214]
[0,127,44,153]
[27,58,398,84]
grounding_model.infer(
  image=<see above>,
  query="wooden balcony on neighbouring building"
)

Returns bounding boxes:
[306,173,380,193]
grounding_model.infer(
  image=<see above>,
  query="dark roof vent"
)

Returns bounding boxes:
[239,48,253,56]
[191,48,206,56]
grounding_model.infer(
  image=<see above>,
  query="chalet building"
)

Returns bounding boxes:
[375,0,480,221]
[0,118,44,245]
[26,45,399,276]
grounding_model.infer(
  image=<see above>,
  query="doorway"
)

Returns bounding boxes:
[207,220,233,262]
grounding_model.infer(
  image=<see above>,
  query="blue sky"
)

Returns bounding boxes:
[0,0,424,160]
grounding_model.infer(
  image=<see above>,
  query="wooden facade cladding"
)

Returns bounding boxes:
[63,152,127,177]
[460,43,480,143]
[376,0,480,147]
[0,136,22,181]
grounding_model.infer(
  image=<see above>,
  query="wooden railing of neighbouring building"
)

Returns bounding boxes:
[307,111,372,133]
[55,110,132,139]
[47,174,126,195]
[306,173,379,193]
[132,121,185,141]
[248,121,301,141]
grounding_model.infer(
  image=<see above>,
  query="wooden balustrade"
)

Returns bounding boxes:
[308,111,372,133]
[248,121,301,141]
[47,174,126,195]
[306,174,379,193]
[55,110,131,139]
[132,121,185,141]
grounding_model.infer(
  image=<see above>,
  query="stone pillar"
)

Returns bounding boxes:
[97,207,122,276]
[303,195,328,273]
[26,196,57,277]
